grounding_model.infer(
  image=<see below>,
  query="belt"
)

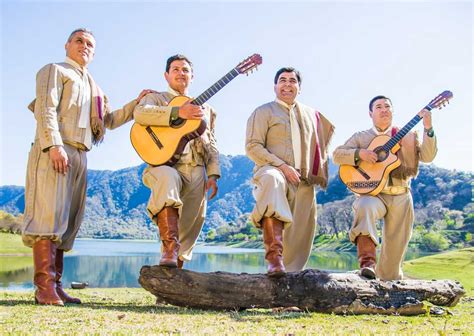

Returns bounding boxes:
[381,186,409,195]
[64,141,89,152]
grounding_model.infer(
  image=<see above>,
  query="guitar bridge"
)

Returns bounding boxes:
[356,167,370,180]
[146,126,164,149]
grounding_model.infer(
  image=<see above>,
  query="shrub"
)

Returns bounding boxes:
[420,231,450,252]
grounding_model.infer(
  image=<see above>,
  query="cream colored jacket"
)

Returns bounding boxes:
[333,128,437,186]
[134,91,220,177]
[30,62,137,151]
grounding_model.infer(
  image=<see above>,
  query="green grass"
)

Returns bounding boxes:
[1,249,473,335]
[1,288,472,335]
[0,232,31,255]
[404,247,474,296]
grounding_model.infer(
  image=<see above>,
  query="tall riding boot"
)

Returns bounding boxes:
[32,239,64,306]
[356,235,377,279]
[55,249,82,304]
[262,217,285,277]
[155,207,180,267]
[177,258,184,269]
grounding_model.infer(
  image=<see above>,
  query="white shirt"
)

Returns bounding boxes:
[65,57,92,148]
[275,98,302,170]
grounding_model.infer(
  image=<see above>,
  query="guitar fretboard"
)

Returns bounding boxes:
[191,69,241,106]
[382,102,434,151]
[383,115,422,151]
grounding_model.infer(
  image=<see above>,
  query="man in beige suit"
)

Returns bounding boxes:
[246,67,334,277]
[332,95,437,280]
[23,28,152,306]
[134,54,220,269]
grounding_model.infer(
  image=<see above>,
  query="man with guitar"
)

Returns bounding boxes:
[332,95,438,280]
[22,28,154,306]
[246,67,334,277]
[133,54,220,268]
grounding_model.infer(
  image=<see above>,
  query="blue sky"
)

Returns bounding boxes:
[1,1,472,186]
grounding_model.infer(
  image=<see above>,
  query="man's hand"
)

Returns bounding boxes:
[179,102,205,120]
[206,176,218,200]
[49,146,69,175]
[419,109,433,129]
[278,163,300,186]
[135,89,157,103]
[359,149,378,164]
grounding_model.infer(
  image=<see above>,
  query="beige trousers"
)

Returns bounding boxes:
[350,193,414,280]
[143,164,207,261]
[22,142,87,250]
[250,166,317,272]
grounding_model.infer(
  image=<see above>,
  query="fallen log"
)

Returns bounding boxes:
[139,266,465,315]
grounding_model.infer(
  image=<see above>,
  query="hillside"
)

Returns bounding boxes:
[1,155,472,249]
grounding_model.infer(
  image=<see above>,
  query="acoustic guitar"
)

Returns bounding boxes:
[339,90,453,196]
[130,54,263,166]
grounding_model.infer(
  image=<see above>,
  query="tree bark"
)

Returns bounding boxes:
[139,266,465,315]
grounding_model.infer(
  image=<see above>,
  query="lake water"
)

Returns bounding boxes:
[0,239,426,290]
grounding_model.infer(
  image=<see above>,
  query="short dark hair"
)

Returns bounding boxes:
[67,28,94,42]
[369,95,392,111]
[165,54,193,73]
[274,67,302,85]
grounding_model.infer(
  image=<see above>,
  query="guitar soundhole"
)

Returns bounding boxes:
[171,118,185,128]
[374,147,388,162]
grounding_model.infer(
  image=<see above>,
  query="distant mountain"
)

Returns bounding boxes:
[0,155,471,240]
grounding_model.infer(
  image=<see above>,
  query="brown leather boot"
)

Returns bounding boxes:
[155,207,180,267]
[262,217,285,277]
[177,257,184,269]
[32,239,64,306]
[356,235,377,279]
[55,249,81,304]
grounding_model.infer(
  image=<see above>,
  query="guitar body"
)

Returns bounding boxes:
[129,53,263,166]
[339,135,401,196]
[130,96,207,166]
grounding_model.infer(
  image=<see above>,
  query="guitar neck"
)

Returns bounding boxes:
[384,102,433,150]
[191,68,241,106]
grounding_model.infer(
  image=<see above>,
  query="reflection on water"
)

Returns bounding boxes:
[0,239,428,290]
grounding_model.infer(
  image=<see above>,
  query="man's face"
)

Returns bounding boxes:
[370,98,393,130]
[164,60,193,94]
[65,32,95,67]
[274,71,300,105]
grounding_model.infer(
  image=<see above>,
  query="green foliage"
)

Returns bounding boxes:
[464,232,472,243]
[0,159,472,250]
[0,210,22,234]
[419,231,450,252]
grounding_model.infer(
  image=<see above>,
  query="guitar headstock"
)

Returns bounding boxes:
[425,90,453,111]
[236,53,263,75]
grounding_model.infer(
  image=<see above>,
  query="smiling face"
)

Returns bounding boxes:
[164,59,193,95]
[369,98,393,130]
[65,31,95,67]
[274,71,300,105]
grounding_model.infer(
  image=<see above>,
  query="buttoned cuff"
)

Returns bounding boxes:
[40,132,64,152]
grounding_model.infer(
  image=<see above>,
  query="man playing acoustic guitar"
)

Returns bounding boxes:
[133,54,220,268]
[333,95,437,280]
